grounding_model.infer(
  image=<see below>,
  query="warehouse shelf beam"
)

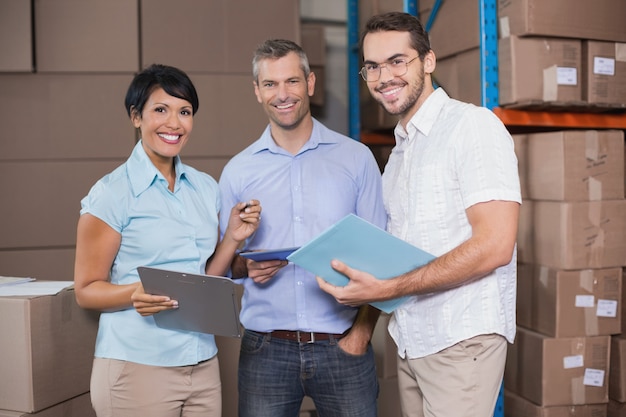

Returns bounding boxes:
[347,0,361,140]
[423,0,442,32]
[404,0,418,17]
[479,0,499,109]
[493,107,626,129]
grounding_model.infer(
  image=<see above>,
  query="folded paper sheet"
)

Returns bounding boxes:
[287,214,435,313]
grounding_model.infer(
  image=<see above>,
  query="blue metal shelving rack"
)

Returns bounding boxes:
[347,1,504,416]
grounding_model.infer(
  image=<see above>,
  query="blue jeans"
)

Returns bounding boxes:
[238,330,379,417]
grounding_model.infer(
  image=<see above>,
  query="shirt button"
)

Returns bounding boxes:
[297,281,303,286]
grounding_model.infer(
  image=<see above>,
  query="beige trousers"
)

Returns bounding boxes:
[90,356,221,417]
[397,333,507,417]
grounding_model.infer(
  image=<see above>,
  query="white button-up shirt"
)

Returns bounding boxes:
[384,88,521,359]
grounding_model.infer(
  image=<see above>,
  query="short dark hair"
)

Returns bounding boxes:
[252,39,310,81]
[124,64,199,118]
[360,12,431,60]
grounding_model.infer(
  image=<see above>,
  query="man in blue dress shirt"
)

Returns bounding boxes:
[218,39,387,417]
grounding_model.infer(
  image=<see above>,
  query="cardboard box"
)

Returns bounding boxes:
[358,0,402,32]
[532,200,626,270]
[0,249,76,283]
[504,389,607,417]
[0,288,99,413]
[301,23,326,107]
[608,399,626,417]
[513,134,529,199]
[610,336,626,402]
[433,47,482,106]
[0,160,123,249]
[418,0,480,59]
[0,74,135,161]
[498,0,626,43]
[517,200,534,264]
[377,377,401,417]
[582,41,626,107]
[141,0,300,74]
[182,74,267,158]
[499,36,582,107]
[516,262,534,327]
[0,393,95,417]
[504,327,610,406]
[516,265,622,338]
[622,268,626,335]
[527,130,625,201]
[0,0,33,72]
[34,0,139,72]
[301,23,326,67]
[372,313,397,379]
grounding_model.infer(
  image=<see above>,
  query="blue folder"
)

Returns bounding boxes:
[287,214,436,313]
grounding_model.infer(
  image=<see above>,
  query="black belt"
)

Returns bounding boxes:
[264,329,349,343]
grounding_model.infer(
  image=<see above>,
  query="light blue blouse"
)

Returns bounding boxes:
[81,141,220,366]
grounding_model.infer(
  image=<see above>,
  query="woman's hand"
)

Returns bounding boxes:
[226,200,261,243]
[131,283,179,316]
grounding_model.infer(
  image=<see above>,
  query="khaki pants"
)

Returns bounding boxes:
[397,333,507,417]
[90,356,221,417]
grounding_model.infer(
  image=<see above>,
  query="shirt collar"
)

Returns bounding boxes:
[126,140,190,196]
[394,87,449,143]
[248,118,339,155]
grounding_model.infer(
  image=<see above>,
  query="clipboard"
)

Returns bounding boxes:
[287,214,436,313]
[239,247,300,262]
[137,266,242,338]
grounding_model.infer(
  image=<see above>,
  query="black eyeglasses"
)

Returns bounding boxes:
[360,56,419,82]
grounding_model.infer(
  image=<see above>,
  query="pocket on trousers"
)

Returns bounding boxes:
[240,331,267,354]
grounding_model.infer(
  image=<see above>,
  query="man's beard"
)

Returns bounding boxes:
[376,69,425,117]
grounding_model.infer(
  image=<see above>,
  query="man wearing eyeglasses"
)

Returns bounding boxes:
[317,12,521,417]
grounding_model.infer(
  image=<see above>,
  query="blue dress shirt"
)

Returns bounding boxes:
[219,119,387,334]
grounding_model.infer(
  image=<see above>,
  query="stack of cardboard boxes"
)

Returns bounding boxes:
[0,288,99,417]
[0,0,300,282]
[510,129,626,416]
[497,0,626,110]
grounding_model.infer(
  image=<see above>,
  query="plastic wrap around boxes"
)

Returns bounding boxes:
[0,288,98,414]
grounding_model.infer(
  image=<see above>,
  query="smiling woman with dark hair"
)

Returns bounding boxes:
[73,63,261,417]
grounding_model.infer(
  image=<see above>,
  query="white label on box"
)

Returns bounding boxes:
[557,67,577,85]
[563,355,584,369]
[596,299,617,317]
[575,295,595,308]
[583,368,605,387]
[617,43,626,62]
[593,57,615,75]
[499,16,510,38]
